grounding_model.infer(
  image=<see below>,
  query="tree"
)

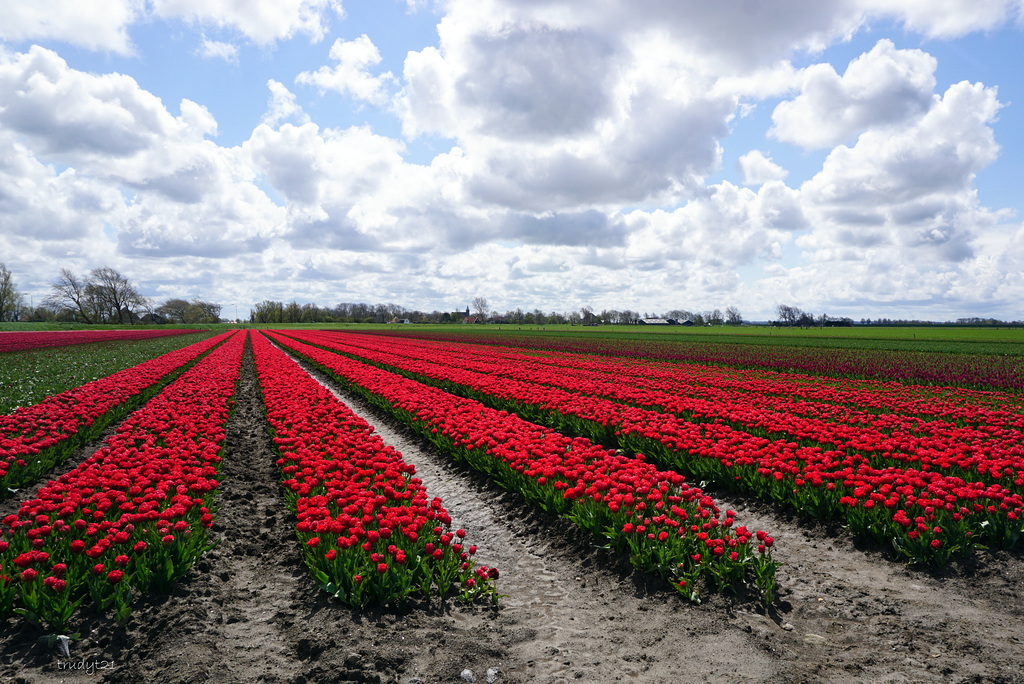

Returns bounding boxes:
[46,267,94,323]
[156,298,191,323]
[251,300,283,324]
[0,263,24,322]
[725,306,743,325]
[88,267,145,324]
[775,304,801,326]
[666,309,693,324]
[184,300,222,324]
[472,296,489,320]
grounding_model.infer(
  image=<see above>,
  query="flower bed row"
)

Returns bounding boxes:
[361,328,1024,392]
[279,330,1024,565]
[264,331,777,604]
[295,331,1024,479]
[0,332,232,497]
[0,330,245,630]
[0,329,201,354]
[250,331,498,607]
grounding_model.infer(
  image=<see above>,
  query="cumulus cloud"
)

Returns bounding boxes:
[197,37,239,63]
[770,39,937,149]
[0,46,188,159]
[399,17,735,211]
[296,35,395,105]
[262,80,310,127]
[0,0,140,54]
[799,79,1003,265]
[0,44,285,266]
[625,181,805,274]
[864,0,1022,38]
[245,122,427,250]
[149,0,343,45]
[0,131,125,242]
[1,0,346,54]
[738,150,788,186]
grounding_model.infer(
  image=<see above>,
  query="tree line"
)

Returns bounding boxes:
[0,264,222,324]
[1,263,1018,327]
[247,297,747,326]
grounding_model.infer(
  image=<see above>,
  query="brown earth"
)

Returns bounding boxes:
[1,343,1023,683]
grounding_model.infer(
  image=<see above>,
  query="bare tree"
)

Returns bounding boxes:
[775,304,800,326]
[46,267,94,324]
[0,263,24,322]
[725,306,743,325]
[89,267,145,324]
[472,296,489,320]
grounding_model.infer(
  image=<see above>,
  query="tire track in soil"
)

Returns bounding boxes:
[722,497,1024,684]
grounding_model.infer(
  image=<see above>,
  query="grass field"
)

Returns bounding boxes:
[4,321,1023,355]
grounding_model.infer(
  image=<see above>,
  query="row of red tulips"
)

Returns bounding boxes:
[0,331,245,629]
[264,331,778,604]
[251,331,499,606]
[279,331,1024,565]
[0,329,201,354]
[1,332,231,496]
[295,332,1024,486]
[365,328,1024,391]
[330,331,1020,431]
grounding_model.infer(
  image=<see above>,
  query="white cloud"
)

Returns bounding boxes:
[0,45,284,269]
[0,46,186,160]
[0,0,140,55]
[770,39,937,149]
[864,0,1022,38]
[0,131,125,243]
[197,37,239,63]
[399,16,736,211]
[799,80,1003,265]
[0,0,347,54]
[296,35,395,105]
[262,80,310,127]
[738,150,788,186]
[625,181,804,275]
[149,0,343,45]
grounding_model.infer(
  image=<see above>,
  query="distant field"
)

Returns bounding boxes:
[365,323,1024,357]
[3,320,1021,362]
[356,324,1024,391]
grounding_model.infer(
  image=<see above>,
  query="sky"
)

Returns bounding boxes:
[1,1,1023,322]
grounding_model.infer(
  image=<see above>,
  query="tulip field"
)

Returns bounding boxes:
[0,326,1022,683]
[270,329,1024,567]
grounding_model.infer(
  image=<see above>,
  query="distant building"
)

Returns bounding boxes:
[640,317,675,325]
